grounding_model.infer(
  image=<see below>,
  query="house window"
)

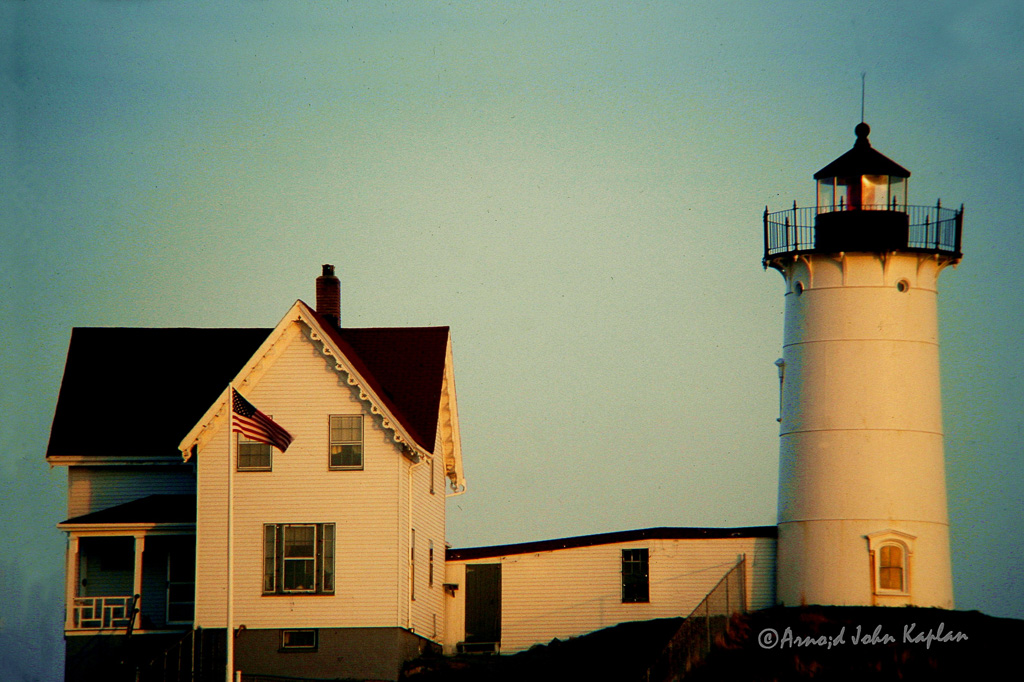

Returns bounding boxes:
[263,523,335,595]
[429,539,434,587]
[237,433,272,471]
[622,548,649,603]
[329,415,363,469]
[281,629,318,651]
[878,544,905,591]
[284,525,316,592]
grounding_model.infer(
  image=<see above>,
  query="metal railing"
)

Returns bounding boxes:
[72,595,136,629]
[645,556,747,682]
[763,201,963,261]
[136,627,226,682]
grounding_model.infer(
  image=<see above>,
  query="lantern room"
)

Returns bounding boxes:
[814,122,909,213]
[762,122,963,267]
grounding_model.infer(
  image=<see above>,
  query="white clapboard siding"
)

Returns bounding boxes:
[67,466,196,517]
[443,562,467,651]
[407,424,447,641]
[196,323,414,629]
[446,535,776,654]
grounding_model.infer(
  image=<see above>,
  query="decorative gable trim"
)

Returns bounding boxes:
[306,325,422,459]
[438,335,466,494]
[178,300,429,462]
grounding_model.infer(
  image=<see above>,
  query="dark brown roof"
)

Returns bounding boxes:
[447,526,778,561]
[60,494,196,525]
[48,310,450,460]
[306,304,449,452]
[47,327,271,460]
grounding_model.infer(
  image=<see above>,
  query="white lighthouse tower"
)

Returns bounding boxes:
[764,123,963,608]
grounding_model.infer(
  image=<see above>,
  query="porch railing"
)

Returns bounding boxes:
[72,595,136,629]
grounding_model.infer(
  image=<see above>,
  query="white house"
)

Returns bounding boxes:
[48,265,469,681]
[177,267,465,680]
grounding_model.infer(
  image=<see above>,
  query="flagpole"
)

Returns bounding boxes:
[226,384,235,682]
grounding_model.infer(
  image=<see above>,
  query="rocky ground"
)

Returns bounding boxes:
[402,606,1024,681]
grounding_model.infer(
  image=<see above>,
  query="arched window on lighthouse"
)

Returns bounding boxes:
[867,530,915,597]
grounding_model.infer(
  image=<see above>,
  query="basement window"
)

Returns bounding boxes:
[280,629,318,651]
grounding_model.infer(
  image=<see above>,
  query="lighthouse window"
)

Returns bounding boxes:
[896,279,910,293]
[878,544,904,591]
[867,531,914,597]
[793,281,805,296]
[862,174,888,208]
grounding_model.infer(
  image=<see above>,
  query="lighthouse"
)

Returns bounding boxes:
[764,123,963,608]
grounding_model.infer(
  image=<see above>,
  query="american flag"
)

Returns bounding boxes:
[231,389,293,452]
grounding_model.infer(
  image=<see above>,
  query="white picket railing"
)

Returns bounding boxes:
[72,595,135,629]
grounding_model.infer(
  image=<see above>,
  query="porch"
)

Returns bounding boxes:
[59,494,196,633]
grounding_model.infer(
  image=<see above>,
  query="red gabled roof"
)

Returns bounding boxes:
[304,303,449,453]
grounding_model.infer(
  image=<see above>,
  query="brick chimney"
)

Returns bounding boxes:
[315,264,341,327]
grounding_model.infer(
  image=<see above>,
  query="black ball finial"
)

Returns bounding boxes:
[854,122,871,146]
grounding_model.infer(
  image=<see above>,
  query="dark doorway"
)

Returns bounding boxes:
[464,563,501,651]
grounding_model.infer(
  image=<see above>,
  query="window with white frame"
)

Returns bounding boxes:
[622,548,649,603]
[867,530,914,596]
[263,523,335,595]
[329,415,363,469]
[237,433,272,471]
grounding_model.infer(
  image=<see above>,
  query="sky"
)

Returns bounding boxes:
[2,1,1022,679]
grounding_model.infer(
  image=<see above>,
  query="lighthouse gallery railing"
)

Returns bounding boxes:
[763,202,963,262]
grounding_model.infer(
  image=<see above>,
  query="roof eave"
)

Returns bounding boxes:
[57,522,195,534]
[48,455,190,467]
[813,146,911,180]
[447,525,778,560]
